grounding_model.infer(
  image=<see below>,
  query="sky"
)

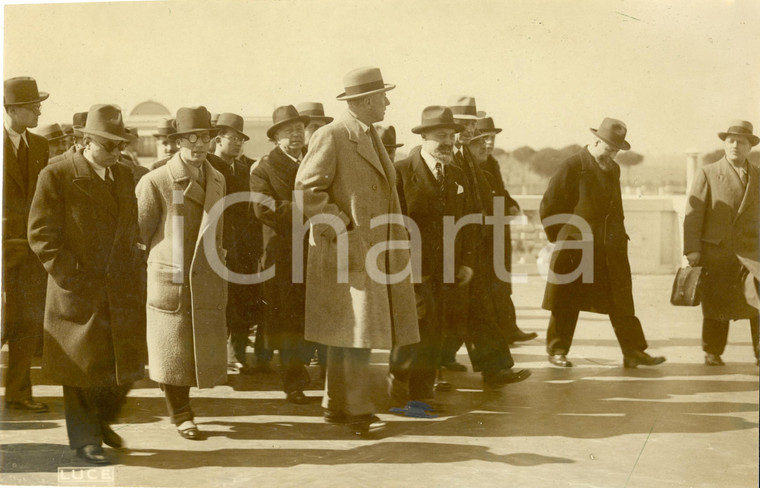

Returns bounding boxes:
[3,0,759,157]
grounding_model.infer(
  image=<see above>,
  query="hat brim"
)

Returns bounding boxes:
[718,131,760,147]
[411,122,464,135]
[4,92,50,106]
[384,143,404,148]
[266,115,311,140]
[215,125,250,141]
[336,84,395,101]
[590,128,631,151]
[168,128,220,141]
[78,127,128,142]
[307,116,334,124]
[451,113,479,121]
[483,128,503,134]
[46,134,69,142]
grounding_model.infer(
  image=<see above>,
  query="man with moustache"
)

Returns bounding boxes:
[389,106,473,408]
[210,113,260,374]
[684,120,760,365]
[136,106,227,440]
[297,102,333,153]
[3,77,50,413]
[250,105,314,403]
[28,104,146,464]
[541,118,666,368]
[295,67,419,434]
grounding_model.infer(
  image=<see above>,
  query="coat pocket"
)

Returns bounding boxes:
[146,262,183,313]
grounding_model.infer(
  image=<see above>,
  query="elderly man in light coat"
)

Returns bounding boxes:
[295,67,419,434]
[136,106,227,441]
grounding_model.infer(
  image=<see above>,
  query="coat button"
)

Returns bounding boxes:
[372,184,378,191]
[217,304,223,310]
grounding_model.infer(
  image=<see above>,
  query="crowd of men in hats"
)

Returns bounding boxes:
[2,68,759,465]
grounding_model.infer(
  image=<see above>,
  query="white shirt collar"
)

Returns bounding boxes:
[420,148,444,177]
[347,110,370,133]
[279,147,301,164]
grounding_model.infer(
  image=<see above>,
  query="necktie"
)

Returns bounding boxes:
[17,136,29,187]
[434,162,445,194]
[740,169,748,187]
[106,167,117,199]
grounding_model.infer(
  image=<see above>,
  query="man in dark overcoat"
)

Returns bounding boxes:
[684,120,760,365]
[28,104,146,464]
[540,118,666,368]
[2,76,50,413]
[250,105,314,404]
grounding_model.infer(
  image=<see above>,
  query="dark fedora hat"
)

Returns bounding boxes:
[4,76,49,106]
[411,106,464,134]
[169,106,218,140]
[448,95,478,120]
[36,123,67,142]
[125,127,139,142]
[153,118,176,138]
[266,105,310,140]
[476,116,502,134]
[78,104,128,142]
[590,117,631,151]
[216,113,250,141]
[61,124,74,136]
[296,102,334,124]
[72,111,88,129]
[375,125,403,148]
[718,120,759,146]
[336,67,395,101]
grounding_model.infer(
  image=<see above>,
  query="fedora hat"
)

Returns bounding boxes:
[125,127,139,142]
[296,102,334,124]
[476,116,502,134]
[78,104,128,142]
[4,76,49,106]
[590,117,631,151]
[61,124,74,136]
[72,111,88,129]
[36,123,67,142]
[375,125,403,148]
[216,113,250,141]
[169,106,218,140]
[448,96,478,120]
[411,106,464,134]
[266,105,310,140]
[336,67,395,101]
[718,120,759,146]
[467,130,491,144]
[210,112,220,127]
[153,118,176,138]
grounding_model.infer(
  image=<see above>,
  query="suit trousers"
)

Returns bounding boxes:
[389,280,443,402]
[546,308,648,356]
[63,384,131,449]
[160,383,193,425]
[322,347,374,416]
[4,329,40,402]
[702,316,760,357]
[226,282,252,364]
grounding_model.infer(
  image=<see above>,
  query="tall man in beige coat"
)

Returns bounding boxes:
[136,106,227,441]
[295,67,419,434]
[684,120,760,366]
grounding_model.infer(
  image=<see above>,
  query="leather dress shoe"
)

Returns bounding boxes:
[441,360,467,372]
[704,353,725,366]
[548,354,573,368]
[624,350,666,368]
[177,421,205,440]
[5,399,49,412]
[286,390,309,404]
[100,423,124,449]
[347,414,386,435]
[483,368,532,388]
[508,329,539,344]
[76,445,110,465]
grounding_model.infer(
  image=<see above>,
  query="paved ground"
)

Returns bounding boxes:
[1,275,758,488]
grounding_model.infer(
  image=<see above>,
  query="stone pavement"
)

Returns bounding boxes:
[1,275,758,488]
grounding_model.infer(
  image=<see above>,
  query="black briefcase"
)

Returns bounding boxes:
[670,265,705,306]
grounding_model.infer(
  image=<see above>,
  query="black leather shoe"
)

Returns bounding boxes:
[286,390,309,404]
[483,368,532,388]
[347,414,386,435]
[441,360,467,372]
[704,353,725,366]
[100,423,124,449]
[5,399,49,412]
[508,329,539,343]
[624,350,666,368]
[76,445,110,465]
[548,354,573,367]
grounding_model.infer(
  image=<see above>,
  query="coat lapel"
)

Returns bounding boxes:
[409,147,438,197]
[26,133,48,196]
[107,164,136,269]
[70,151,118,219]
[736,160,758,218]
[167,152,205,207]
[579,148,606,215]
[342,111,388,183]
[4,130,26,194]
[196,160,225,248]
[717,158,744,213]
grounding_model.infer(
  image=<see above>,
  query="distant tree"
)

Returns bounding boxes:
[528,147,562,178]
[617,151,644,185]
[702,149,723,165]
[492,147,509,160]
[512,145,536,163]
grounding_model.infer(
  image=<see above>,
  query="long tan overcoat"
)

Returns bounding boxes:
[294,110,419,349]
[136,153,228,388]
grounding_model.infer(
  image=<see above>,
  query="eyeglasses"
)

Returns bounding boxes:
[222,134,245,143]
[94,138,128,153]
[182,133,212,144]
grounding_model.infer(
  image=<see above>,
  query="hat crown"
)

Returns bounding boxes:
[72,112,88,128]
[421,106,455,127]
[4,76,48,106]
[376,125,397,146]
[337,66,395,100]
[448,95,478,118]
[271,105,301,125]
[216,113,245,133]
[154,118,176,136]
[592,117,629,150]
[476,117,496,131]
[37,123,65,140]
[296,102,326,117]
[174,106,214,134]
[81,104,127,141]
[719,119,759,146]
